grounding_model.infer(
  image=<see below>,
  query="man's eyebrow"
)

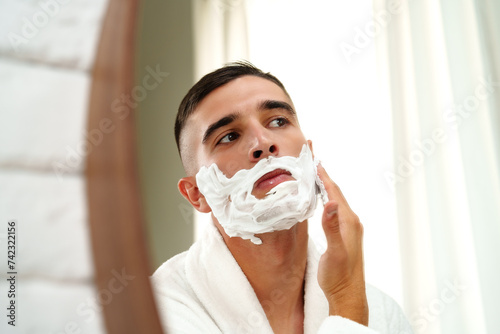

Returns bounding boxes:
[202,113,239,144]
[258,100,296,116]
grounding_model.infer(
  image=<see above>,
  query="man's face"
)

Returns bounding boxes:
[181,75,309,199]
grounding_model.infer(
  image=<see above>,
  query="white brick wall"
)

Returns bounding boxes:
[0,58,90,174]
[0,0,108,71]
[0,0,109,332]
[0,171,93,279]
[0,280,104,333]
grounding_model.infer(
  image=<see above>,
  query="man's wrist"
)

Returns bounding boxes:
[327,290,369,326]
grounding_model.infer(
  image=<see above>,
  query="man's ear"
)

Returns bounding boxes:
[178,176,212,213]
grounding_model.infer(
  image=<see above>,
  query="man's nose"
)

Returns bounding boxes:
[248,129,279,162]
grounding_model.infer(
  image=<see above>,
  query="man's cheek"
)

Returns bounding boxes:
[224,159,243,178]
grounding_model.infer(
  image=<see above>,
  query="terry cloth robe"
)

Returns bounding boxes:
[151,223,413,334]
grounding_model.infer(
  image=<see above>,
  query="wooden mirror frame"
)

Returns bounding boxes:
[85,0,164,332]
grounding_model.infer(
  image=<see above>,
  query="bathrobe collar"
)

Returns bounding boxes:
[185,223,328,334]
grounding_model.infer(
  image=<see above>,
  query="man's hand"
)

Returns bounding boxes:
[316,164,369,326]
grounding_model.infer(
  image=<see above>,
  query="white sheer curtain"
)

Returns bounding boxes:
[376,0,500,333]
[192,0,249,81]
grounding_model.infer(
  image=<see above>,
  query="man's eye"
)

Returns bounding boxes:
[218,132,239,144]
[269,117,289,128]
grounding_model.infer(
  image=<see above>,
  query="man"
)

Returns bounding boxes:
[151,62,412,333]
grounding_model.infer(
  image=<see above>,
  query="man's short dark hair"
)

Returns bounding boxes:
[175,61,289,156]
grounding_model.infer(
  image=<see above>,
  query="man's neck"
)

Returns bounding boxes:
[214,218,309,334]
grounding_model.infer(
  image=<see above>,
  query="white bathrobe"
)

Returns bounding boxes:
[151,223,413,333]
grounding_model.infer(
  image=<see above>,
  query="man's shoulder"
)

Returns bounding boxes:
[153,250,188,274]
[150,224,224,300]
[149,241,225,333]
[151,250,190,293]
[151,225,217,287]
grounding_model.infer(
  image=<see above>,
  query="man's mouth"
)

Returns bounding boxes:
[253,169,294,194]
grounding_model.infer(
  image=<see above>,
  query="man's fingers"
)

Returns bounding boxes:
[322,201,343,249]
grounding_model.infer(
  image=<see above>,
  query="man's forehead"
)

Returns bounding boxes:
[189,76,293,126]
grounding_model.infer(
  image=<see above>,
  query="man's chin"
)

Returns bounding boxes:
[253,220,308,241]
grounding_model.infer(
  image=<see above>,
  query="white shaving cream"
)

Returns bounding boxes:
[196,145,328,244]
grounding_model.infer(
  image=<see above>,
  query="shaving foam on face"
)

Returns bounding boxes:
[196,144,328,244]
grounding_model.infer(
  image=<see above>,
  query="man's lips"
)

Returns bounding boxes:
[253,169,293,193]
